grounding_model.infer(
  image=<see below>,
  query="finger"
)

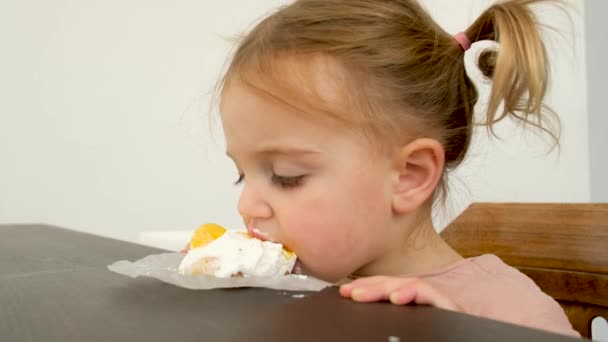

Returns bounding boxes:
[348,278,420,302]
[340,276,392,297]
[344,276,392,287]
[389,281,459,311]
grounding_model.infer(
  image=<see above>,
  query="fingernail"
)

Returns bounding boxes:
[389,292,400,304]
[351,288,364,301]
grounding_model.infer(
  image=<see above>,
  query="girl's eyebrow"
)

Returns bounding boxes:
[226,147,321,159]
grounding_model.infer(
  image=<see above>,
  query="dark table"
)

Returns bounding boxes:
[0,224,580,341]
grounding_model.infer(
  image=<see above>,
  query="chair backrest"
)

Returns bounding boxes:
[440,203,608,339]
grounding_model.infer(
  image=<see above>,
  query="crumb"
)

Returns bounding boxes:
[388,336,400,342]
[291,294,306,298]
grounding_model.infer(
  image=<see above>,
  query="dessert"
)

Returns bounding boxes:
[178,223,297,278]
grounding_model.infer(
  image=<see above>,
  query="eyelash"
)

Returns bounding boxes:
[270,174,305,189]
[233,173,304,189]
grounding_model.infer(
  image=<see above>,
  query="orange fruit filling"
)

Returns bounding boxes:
[189,223,227,249]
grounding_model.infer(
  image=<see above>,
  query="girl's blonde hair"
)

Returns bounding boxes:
[219,0,558,194]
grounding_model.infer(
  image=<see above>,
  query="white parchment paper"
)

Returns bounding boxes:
[108,252,331,292]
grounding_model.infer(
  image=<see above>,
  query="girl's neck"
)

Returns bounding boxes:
[353,215,463,278]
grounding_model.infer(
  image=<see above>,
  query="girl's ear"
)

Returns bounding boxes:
[391,138,445,213]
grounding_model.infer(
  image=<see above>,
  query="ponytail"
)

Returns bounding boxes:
[466,0,559,142]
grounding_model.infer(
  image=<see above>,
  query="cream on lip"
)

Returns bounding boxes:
[251,227,271,241]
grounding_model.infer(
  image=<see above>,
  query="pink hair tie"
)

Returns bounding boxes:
[454,32,471,51]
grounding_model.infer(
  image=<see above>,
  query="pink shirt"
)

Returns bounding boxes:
[417,254,580,338]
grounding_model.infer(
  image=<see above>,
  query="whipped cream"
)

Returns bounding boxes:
[178,231,296,278]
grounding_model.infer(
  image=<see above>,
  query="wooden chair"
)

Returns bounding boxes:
[441,203,608,339]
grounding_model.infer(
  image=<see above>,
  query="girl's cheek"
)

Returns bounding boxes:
[285,223,324,256]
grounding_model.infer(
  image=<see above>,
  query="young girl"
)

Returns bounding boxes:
[214,0,579,337]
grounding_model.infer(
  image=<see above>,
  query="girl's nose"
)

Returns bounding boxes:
[237,183,272,222]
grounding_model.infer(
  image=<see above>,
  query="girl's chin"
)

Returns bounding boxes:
[293,260,346,284]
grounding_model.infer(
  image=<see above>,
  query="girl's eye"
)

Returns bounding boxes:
[234,173,244,185]
[270,174,305,189]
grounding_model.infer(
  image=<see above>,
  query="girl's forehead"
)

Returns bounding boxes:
[222,54,364,123]
[219,54,411,155]
[220,73,351,135]
[221,80,342,139]
[220,80,385,161]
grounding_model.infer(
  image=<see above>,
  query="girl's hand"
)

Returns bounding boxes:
[339,276,461,312]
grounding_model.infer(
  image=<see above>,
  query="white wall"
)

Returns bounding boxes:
[584,2,608,338]
[0,0,588,242]
[0,0,285,242]
[586,0,608,203]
